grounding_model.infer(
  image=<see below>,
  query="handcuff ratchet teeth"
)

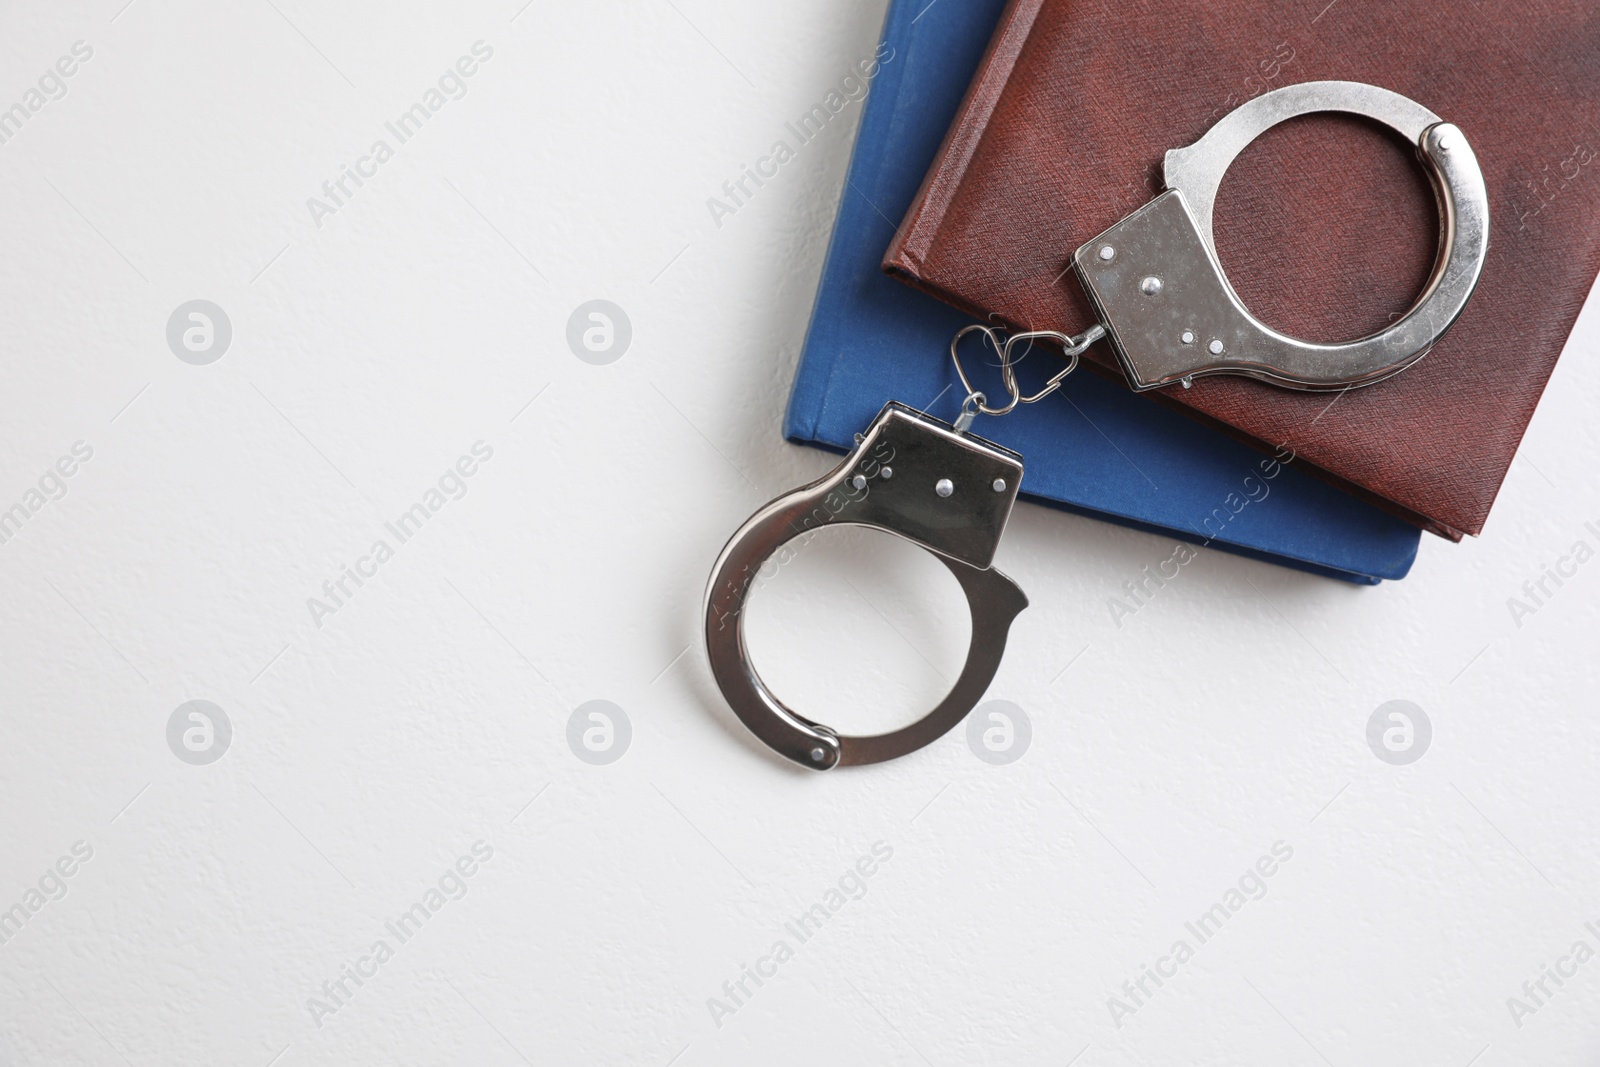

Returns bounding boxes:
[704,81,1489,770]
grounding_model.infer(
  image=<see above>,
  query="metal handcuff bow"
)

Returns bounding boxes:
[704,81,1489,770]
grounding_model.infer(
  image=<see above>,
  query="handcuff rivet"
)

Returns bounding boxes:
[851,474,867,490]
[935,478,954,498]
[1140,276,1163,296]
[1208,339,1225,355]
[1180,330,1196,345]
[880,467,893,480]
[1097,244,1115,262]
[809,747,825,763]
[992,478,1007,493]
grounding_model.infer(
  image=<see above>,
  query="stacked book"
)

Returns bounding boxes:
[786,0,1599,582]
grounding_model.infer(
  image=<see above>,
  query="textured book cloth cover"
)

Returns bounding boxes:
[785,0,1421,582]
[883,0,1600,540]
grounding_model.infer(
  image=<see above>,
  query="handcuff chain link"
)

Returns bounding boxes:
[950,323,1106,430]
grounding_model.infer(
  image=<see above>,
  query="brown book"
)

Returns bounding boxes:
[884,0,1600,539]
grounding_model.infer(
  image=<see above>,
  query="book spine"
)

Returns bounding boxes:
[784,0,915,443]
[881,0,1049,276]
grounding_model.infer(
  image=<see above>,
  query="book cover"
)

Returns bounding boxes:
[884,0,1600,539]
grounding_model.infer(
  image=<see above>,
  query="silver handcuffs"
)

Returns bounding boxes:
[705,81,1489,770]
[1081,81,1487,392]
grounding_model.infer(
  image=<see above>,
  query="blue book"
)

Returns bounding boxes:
[783,0,1421,583]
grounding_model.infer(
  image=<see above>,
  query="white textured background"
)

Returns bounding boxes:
[1,1,1597,1064]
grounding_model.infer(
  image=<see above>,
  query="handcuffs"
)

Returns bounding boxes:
[705,81,1489,769]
